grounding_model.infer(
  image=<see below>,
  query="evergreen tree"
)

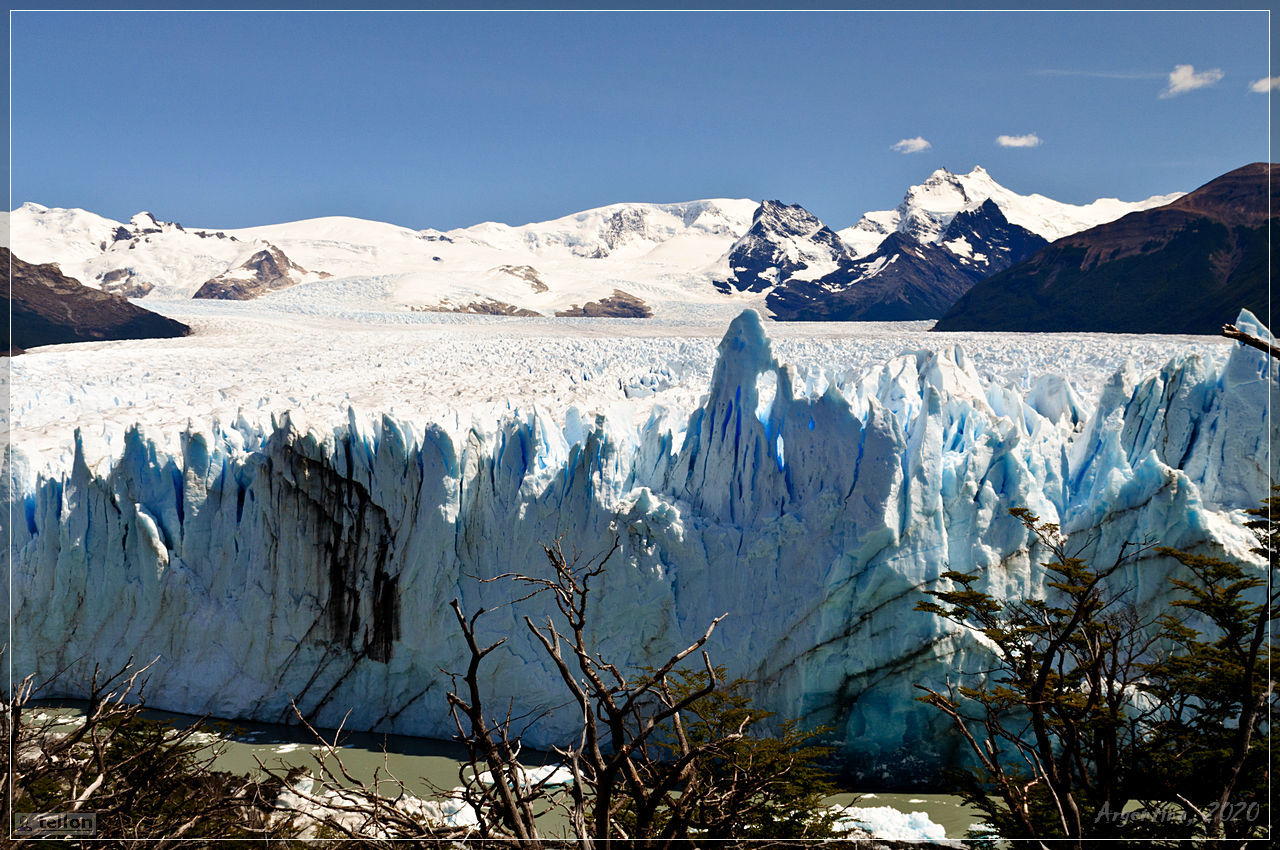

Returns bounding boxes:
[915,495,1275,847]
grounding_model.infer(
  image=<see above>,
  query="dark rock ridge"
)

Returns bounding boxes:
[714,200,852,294]
[768,234,978,322]
[555,289,653,318]
[934,163,1274,333]
[587,207,677,256]
[414,299,542,317]
[938,199,1050,275]
[97,267,155,298]
[5,247,190,352]
[193,244,327,300]
[495,264,549,293]
[766,200,1048,321]
[106,212,231,252]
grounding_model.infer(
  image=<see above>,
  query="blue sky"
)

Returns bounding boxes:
[9,10,1272,231]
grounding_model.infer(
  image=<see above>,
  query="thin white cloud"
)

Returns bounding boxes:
[1034,69,1163,80]
[1160,64,1224,98]
[891,137,932,154]
[995,133,1042,149]
[1249,76,1280,93]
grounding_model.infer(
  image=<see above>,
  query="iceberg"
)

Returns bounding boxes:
[832,805,948,842]
[9,309,1275,783]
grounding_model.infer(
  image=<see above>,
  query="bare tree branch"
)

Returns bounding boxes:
[1222,323,1280,360]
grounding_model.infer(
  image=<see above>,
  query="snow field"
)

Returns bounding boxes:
[7,303,1232,484]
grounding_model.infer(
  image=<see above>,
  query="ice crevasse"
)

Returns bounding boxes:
[9,309,1276,783]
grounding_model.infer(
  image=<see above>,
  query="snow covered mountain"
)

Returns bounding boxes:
[714,169,1180,321]
[10,170,1182,320]
[10,199,761,317]
[766,199,1051,321]
[935,198,1053,276]
[838,165,1183,256]
[10,308,1273,783]
[711,200,854,294]
[8,205,320,301]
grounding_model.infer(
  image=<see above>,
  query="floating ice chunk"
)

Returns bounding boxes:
[418,794,480,829]
[475,764,573,789]
[833,804,947,841]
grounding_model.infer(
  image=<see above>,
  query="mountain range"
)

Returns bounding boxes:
[8,167,1181,326]
[935,163,1273,334]
[755,198,1053,321]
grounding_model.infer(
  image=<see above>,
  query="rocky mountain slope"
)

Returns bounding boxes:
[193,244,325,300]
[934,163,1273,334]
[764,199,1050,321]
[712,200,853,294]
[5,247,190,352]
[709,168,1176,321]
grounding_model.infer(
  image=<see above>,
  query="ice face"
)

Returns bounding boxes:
[8,310,1273,784]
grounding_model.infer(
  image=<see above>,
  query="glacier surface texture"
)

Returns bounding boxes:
[10,310,1276,783]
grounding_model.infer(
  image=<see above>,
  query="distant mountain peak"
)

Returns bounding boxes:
[453,198,758,260]
[934,162,1274,334]
[9,169,1195,324]
[838,166,1183,258]
[767,197,1048,322]
[920,165,992,189]
[714,200,851,294]
[753,199,826,234]
[192,243,325,301]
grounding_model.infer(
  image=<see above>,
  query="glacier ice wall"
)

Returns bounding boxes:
[9,310,1276,783]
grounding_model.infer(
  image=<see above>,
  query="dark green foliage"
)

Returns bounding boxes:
[915,499,1274,846]
[621,667,840,841]
[11,711,279,844]
[915,508,1161,840]
[448,541,844,846]
[5,661,291,846]
[1135,487,1277,840]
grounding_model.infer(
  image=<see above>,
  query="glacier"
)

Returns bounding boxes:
[9,309,1275,783]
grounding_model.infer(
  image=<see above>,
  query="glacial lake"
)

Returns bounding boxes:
[28,703,982,839]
